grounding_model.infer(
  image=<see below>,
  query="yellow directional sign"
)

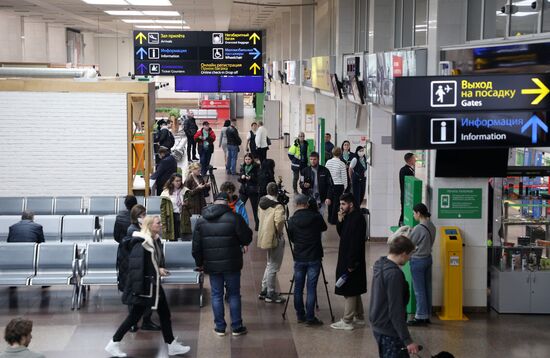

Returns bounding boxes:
[521,78,550,105]
[135,32,146,45]
[249,63,260,75]
[249,32,260,45]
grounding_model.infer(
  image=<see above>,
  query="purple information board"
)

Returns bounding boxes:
[175,75,218,92]
[220,76,264,93]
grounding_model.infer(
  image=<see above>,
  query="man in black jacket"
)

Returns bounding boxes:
[151,147,177,196]
[192,192,253,337]
[398,152,416,226]
[113,195,137,243]
[7,211,44,243]
[225,118,242,175]
[183,111,199,162]
[287,194,327,326]
[370,236,420,357]
[300,151,333,218]
[331,193,367,331]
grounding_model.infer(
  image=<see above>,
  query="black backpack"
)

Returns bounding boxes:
[166,130,175,149]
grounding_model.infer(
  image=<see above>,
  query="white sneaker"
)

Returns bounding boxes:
[330,319,355,331]
[105,339,127,357]
[353,318,366,326]
[167,339,191,356]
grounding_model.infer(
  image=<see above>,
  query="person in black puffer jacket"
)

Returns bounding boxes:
[107,216,190,357]
[192,192,253,336]
[238,153,260,231]
[113,195,138,243]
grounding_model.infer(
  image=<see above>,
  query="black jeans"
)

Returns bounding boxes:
[257,147,267,163]
[352,178,366,208]
[127,304,154,324]
[114,286,174,344]
[186,136,197,160]
[173,213,181,239]
[239,192,259,229]
[373,332,409,358]
[329,184,345,224]
[292,169,300,193]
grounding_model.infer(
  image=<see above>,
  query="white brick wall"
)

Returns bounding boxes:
[0,92,128,196]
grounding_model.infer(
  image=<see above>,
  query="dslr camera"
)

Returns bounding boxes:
[276,176,290,206]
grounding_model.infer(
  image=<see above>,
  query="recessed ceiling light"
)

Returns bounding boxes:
[164,25,190,29]
[122,19,155,23]
[155,19,186,24]
[105,10,143,15]
[142,11,180,16]
[135,25,164,29]
[127,0,172,5]
[82,0,127,4]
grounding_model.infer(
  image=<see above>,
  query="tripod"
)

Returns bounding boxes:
[281,203,335,323]
[207,165,219,198]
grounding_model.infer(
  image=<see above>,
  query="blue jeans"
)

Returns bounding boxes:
[200,150,212,176]
[209,272,243,331]
[227,145,239,174]
[410,255,432,319]
[293,260,321,321]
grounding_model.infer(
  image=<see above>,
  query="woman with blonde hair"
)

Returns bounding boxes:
[161,173,192,241]
[183,162,210,215]
[106,216,191,357]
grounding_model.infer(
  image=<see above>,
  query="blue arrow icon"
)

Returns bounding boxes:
[136,47,147,60]
[250,48,261,60]
[521,114,548,144]
[137,63,146,75]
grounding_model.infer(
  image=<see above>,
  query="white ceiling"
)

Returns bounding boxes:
[0,0,301,35]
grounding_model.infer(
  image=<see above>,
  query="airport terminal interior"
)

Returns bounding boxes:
[2,0,550,357]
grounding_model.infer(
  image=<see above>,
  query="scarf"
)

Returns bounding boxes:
[244,163,253,175]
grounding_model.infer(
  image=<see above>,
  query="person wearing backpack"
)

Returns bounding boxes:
[116,205,161,333]
[246,122,258,159]
[257,182,286,304]
[226,118,242,175]
[183,112,199,162]
[157,119,175,150]
[407,203,436,326]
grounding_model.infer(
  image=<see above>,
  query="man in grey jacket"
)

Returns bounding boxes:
[369,236,420,357]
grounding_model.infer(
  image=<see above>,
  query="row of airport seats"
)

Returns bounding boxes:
[0,241,204,310]
[0,196,162,216]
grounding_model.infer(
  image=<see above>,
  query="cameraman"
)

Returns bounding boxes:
[300,151,334,217]
[257,182,286,303]
[287,194,327,326]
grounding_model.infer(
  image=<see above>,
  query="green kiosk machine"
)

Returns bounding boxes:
[403,175,422,315]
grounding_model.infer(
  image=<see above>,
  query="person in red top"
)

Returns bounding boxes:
[194,121,216,176]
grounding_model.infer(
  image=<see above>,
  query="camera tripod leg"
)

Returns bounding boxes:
[320,263,335,323]
[282,276,295,320]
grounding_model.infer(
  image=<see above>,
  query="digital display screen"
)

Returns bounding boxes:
[220,76,264,93]
[445,229,458,235]
[175,76,219,92]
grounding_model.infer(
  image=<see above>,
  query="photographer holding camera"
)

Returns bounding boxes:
[257,182,287,304]
[300,152,334,217]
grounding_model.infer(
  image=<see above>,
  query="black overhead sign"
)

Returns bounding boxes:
[133,31,263,76]
[392,111,550,150]
[394,74,550,113]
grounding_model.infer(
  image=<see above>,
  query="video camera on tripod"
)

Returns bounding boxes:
[275,176,290,206]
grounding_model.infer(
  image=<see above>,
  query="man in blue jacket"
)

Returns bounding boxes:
[7,211,44,243]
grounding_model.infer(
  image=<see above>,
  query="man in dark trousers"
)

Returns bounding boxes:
[300,151,333,218]
[156,119,175,150]
[7,211,44,243]
[151,146,177,196]
[330,193,367,331]
[398,152,416,226]
[287,194,327,326]
[370,236,420,357]
[194,121,217,176]
[183,111,199,162]
[225,118,242,175]
[192,192,252,337]
[113,195,138,243]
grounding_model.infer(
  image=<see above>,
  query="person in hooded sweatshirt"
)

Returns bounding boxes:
[369,236,420,358]
[287,194,327,326]
[257,182,286,304]
[192,193,253,337]
[106,216,190,357]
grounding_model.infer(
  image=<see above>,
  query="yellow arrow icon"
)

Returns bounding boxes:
[249,63,260,75]
[521,78,549,105]
[249,32,260,45]
[135,32,146,45]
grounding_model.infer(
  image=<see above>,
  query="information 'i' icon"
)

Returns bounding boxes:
[441,121,447,141]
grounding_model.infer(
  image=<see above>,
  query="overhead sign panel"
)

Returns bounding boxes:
[133,31,263,76]
[392,111,550,150]
[394,74,550,113]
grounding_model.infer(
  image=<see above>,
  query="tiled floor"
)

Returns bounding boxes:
[1,108,550,357]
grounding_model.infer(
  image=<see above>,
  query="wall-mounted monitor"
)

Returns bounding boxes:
[175,75,219,93]
[220,76,264,93]
[435,148,509,177]
[350,76,365,105]
[330,74,343,99]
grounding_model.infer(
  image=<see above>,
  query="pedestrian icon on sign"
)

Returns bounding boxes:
[430,118,456,144]
[213,48,224,59]
[430,80,457,107]
[212,33,223,44]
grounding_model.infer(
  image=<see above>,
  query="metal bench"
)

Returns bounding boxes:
[0,216,21,242]
[54,197,84,215]
[25,197,54,215]
[61,215,99,243]
[146,196,162,215]
[117,196,145,213]
[0,243,37,286]
[88,196,117,215]
[162,241,204,307]
[77,242,119,308]
[0,197,25,215]
[101,215,117,241]
[34,215,62,242]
